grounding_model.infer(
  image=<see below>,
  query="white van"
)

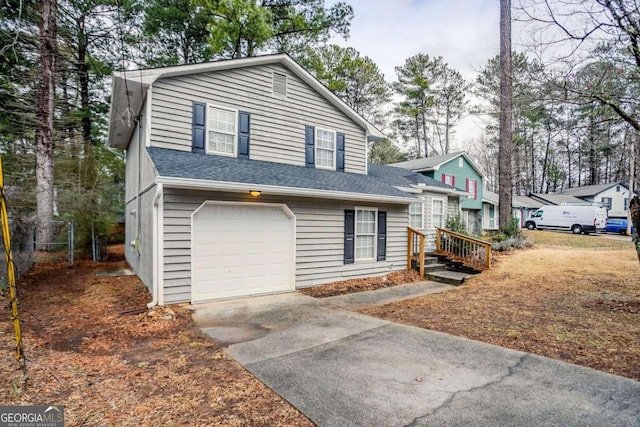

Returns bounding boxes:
[525,204,608,234]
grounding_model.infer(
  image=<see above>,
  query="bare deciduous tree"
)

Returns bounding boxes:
[518,0,640,259]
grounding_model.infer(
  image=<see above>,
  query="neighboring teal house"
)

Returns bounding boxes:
[390,151,485,234]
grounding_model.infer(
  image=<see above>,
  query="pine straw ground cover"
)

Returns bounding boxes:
[0,247,312,426]
[361,231,640,381]
[299,269,424,298]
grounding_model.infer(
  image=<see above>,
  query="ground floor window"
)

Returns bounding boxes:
[355,208,377,261]
[344,208,386,264]
[409,202,424,229]
[432,199,445,229]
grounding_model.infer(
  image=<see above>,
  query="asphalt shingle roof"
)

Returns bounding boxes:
[367,163,456,190]
[388,151,465,171]
[529,193,589,205]
[559,183,622,197]
[147,147,415,200]
[513,195,543,209]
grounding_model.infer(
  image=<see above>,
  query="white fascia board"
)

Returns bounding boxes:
[395,186,423,194]
[409,183,467,196]
[156,176,416,204]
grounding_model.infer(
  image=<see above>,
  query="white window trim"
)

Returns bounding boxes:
[409,202,424,229]
[458,157,463,167]
[431,198,446,229]
[206,104,238,157]
[443,174,454,186]
[315,127,337,171]
[355,206,377,262]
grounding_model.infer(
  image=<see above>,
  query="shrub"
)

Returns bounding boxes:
[446,214,468,235]
[491,233,509,243]
[502,217,522,238]
[491,235,534,251]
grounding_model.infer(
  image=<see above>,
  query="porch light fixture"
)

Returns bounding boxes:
[249,190,262,197]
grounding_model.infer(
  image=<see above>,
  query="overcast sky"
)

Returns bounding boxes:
[328,0,523,150]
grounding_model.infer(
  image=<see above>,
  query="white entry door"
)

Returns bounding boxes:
[191,202,295,303]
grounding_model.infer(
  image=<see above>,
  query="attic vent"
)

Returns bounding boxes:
[273,72,287,96]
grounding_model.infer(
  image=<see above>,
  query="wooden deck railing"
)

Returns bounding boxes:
[407,227,426,276]
[435,228,492,270]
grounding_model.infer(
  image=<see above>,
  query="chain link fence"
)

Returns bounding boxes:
[34,220,74,264]
[0,216,36,289]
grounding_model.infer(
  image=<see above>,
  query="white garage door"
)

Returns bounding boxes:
[191,202,295,303]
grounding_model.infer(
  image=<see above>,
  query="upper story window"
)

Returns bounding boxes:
[207,105,237,156]
[315,128,336,170]
[466,178,477,199]
[624,198,629,210]
[458,157,463,167]
[409,202,424,229]
[616,185,621,192]
[305,125,344,171]
[442,173,455,186]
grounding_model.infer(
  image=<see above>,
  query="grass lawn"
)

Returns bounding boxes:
[0,246,312,426]
[361,230,640,381]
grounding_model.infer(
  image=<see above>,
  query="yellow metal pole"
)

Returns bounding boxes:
[0,157,25,369]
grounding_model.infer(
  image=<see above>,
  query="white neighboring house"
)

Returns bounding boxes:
[558,183,635,218]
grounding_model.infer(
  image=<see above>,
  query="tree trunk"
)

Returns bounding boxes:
[630,196,640,264]
[588,112,597,185]
[35,0,57,250]
[421,113,429,157]
[498,0,513,231]
[444,106,451,154]
[77,27,92,146]
[628,133,636,237]
[539,121,551,193]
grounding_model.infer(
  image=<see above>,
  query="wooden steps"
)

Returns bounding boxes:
[412,253,480,286]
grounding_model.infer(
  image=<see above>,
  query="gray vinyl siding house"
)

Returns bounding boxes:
[109,54,416,306]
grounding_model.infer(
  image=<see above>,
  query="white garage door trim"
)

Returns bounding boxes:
[190,201,296,303]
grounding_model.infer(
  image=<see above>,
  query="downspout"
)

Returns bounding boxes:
[148,182,163,308]
[137,118,142,247]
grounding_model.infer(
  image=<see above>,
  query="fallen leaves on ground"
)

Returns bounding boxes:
[0,245,312,426]
[361,244,640,381]
[299,269,424,298]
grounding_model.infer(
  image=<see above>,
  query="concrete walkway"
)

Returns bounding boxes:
[192,293,640,427]
[322,281,454,310]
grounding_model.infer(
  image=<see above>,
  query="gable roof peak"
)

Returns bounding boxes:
[108,54,383,149]
[388,151,485,178]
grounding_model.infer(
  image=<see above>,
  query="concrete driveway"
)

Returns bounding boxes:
[192,293,640,427]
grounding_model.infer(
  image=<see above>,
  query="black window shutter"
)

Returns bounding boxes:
[238,111,250,159]
[192,102,206,153]
[377,211,387,261]
[305,125,315,168]
[336,132,345,172]
[344,210,355,264]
